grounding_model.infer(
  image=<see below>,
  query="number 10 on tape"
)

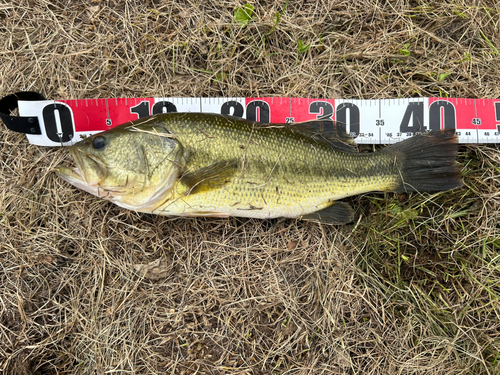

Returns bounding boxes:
[17,97,500,146]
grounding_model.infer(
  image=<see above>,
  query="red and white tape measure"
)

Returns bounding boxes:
[2,93,500,146]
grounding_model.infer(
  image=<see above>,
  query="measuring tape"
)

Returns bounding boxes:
[1,92,499,146]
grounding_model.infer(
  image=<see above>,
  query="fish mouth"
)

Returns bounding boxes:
[56,149,103,197]
[56,165,102,197]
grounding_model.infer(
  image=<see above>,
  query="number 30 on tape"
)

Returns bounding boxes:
[13,96,500,146]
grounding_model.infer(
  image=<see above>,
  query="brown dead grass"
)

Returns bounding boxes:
[1,0,500,374]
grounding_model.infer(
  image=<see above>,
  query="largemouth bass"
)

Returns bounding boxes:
[56,113,462,224]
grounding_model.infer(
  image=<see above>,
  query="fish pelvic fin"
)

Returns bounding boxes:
[384,129,462,193]
[300,202,354,225]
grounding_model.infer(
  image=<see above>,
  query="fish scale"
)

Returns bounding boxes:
[152,113,400,219]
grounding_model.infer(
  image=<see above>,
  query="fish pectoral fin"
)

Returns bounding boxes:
[300,202,354,225]
[289,119,358,153]
[180,159,239,195]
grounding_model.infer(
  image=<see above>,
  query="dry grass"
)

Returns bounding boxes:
[1,0,500,374]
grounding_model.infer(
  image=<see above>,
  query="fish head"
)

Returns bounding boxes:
[56,117,184,211]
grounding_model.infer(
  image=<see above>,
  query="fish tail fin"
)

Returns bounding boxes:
[384,130,462,193]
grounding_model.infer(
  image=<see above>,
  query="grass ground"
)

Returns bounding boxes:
[1,0,500,374]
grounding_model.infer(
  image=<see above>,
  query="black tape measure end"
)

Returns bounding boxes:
[0,91,47,135]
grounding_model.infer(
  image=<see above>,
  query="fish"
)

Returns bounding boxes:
[56,113,462,224]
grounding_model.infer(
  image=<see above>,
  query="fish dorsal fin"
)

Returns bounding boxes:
[180,159,239,195]
[289,119,358,153]
[301,202,354,225]
[222,114,357,152]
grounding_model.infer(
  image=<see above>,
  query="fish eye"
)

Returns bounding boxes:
[92,136,106,150]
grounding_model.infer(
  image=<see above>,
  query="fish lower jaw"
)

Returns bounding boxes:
[104,173,180,212]
[56,166,87,187]
[56,166,103,197]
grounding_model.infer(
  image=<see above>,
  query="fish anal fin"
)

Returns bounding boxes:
[301,202,354,225]
[181,159,238,195]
